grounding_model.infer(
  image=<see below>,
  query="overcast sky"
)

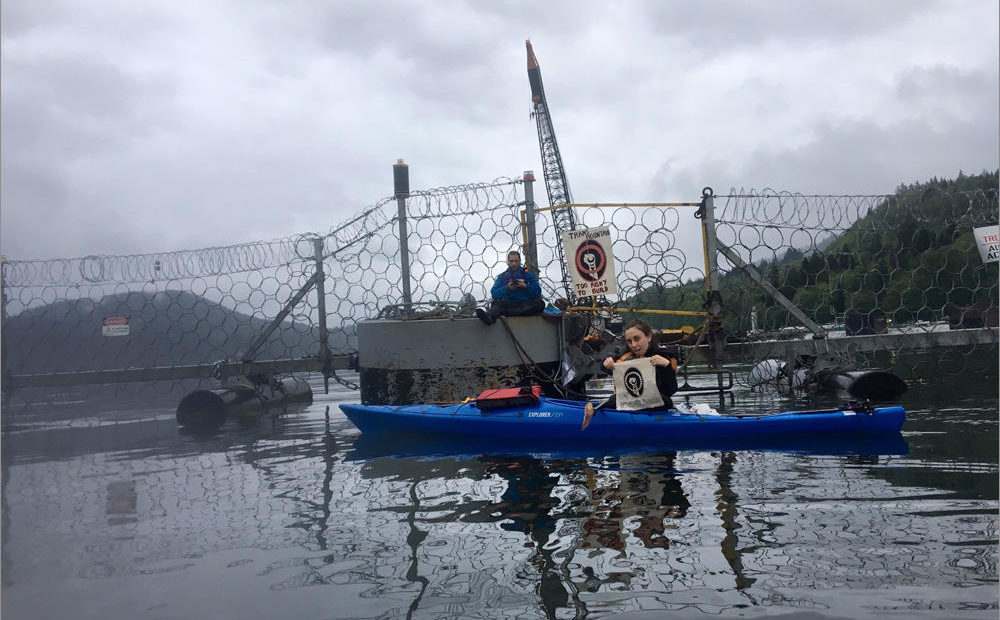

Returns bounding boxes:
[2,0,997,261]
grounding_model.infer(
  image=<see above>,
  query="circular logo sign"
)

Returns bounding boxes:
[575,240,607,282]
[623,367,645,398]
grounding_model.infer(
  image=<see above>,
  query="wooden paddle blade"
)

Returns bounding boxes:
[581,402,595,430]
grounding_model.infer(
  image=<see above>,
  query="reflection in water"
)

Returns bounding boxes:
[0,383,996,619]
[481,457,567,618]
[105,480,138,526]
[404,480,430,619]
[580,453,690,553]
[715,451,758,603]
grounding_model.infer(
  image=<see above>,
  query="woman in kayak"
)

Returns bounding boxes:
[583,320,679,427]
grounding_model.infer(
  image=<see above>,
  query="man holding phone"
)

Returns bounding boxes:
[475,250,545,325]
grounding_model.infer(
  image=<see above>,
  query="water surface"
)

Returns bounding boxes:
[2,377,996,619]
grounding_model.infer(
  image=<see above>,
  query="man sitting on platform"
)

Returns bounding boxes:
[475,250,544,325]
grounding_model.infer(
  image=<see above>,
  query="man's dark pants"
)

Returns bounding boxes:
[484,298,545,322]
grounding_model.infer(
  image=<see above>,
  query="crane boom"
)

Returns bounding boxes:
[526,40,577,297]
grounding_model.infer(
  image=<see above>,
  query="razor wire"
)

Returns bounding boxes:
[521,184,997,385]
[2,174,997,395]
[710,186,998,383]
[0,178,528,389]
[320,178,526,338]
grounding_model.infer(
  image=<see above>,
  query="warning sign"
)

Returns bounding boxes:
[974,225,999,264]
[102,316,129,337]
[562,225,617,298]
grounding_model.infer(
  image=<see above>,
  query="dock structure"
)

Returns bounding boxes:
[358,316,561,405]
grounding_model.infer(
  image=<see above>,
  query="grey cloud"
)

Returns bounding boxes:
[1,1,996,263]
[2,52,180,258]
[267,1,500,73]
[0,162,71,259]
[896,65,999,121]
[652,110,998,199]
[1,0,182,44]
[5,55,175,132]
[640,0,935,49]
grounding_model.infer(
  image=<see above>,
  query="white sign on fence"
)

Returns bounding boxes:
[561,225,618,298]
[973,225,999,263]
[612,358,663,411]
[102,316,130,337]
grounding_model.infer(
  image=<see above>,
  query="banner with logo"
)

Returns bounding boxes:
[612,358,663,411]
[973,225,999,263]
[561,226,617,298]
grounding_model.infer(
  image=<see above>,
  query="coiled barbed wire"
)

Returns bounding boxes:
[2,179,996,383]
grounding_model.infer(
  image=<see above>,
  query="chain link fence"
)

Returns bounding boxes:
[0,178,529,400]
[2,173,997,400]
[526,178,998,385]
[322,177,526,322]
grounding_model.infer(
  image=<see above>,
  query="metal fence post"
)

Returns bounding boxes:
[701,187,720,292]
[1,256,10,405]
[313,238,330,394]
[523,170,539,273]
[394,159,412,313]
[699,187,726,364]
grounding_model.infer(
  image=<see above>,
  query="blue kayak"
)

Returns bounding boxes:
[339,397,906,440]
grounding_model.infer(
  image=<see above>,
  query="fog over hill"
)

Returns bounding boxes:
[2,289,341,375]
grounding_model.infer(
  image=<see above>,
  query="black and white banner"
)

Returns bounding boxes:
[612,358,663,411]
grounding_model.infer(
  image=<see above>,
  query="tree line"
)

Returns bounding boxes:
[623,170,999,334]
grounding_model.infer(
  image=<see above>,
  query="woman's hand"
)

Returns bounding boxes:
[648,354,669,367]
[602,356,615,371]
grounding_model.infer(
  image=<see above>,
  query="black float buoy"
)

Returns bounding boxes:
[176,377,313,428]
[747,360,907,402]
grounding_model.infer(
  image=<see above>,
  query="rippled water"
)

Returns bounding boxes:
[2,376,996,619]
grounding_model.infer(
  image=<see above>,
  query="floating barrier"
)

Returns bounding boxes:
[814,370,908,402]
[746,360,907,402]
[176,376,312,427]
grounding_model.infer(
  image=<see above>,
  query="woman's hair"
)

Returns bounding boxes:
[624,319,654,339]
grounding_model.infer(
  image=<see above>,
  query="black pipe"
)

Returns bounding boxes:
[816,370,908,402]
[176,377,313,427]
[748,360,907,402]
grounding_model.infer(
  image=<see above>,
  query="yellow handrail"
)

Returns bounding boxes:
[567,306,708,318]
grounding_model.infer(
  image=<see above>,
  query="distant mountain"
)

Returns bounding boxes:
[2,289,344,375]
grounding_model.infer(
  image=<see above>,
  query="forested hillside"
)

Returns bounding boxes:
[626,171,999,334]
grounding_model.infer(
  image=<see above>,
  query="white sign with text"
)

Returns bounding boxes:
[973,225,999,263]
[561,225,618,298]
[102,316,130,337]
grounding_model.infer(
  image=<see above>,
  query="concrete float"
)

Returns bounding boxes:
[358,315,563,405]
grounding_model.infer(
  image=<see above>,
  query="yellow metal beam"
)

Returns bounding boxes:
[567,306,709,317]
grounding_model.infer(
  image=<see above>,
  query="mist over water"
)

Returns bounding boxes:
[2,374,996,619]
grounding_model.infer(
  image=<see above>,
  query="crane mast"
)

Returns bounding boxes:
[526,40,577,298]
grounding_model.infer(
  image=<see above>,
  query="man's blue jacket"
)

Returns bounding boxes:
[491,267,542,302]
